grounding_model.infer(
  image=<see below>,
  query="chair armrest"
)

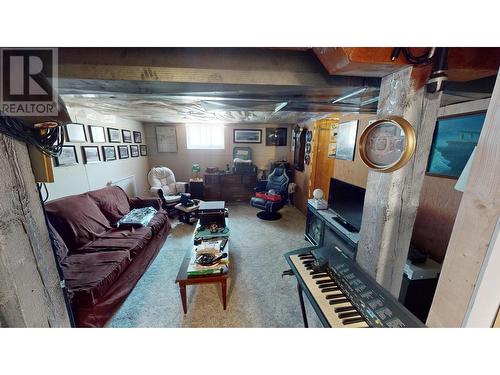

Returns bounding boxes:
[150,186,171,195]
[175,182,188,193]
[130,197,161,210]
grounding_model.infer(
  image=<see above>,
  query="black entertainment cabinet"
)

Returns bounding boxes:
[305,202,360,260]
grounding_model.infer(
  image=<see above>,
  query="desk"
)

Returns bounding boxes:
[204,172,257,202]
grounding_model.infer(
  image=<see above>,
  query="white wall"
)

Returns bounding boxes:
[46,107,150,201]
[145,123,292,182]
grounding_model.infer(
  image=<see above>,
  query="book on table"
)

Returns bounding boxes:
[187,238,229,276]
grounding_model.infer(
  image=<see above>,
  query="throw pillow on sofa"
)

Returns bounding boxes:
[45,194,112,250]
[87,186,132,223]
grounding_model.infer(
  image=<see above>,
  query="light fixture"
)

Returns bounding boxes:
[361,96,379,106]
[274,102,288,113]
[331,87,367,104]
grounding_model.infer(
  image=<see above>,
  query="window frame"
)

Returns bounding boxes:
[185,123,225,150]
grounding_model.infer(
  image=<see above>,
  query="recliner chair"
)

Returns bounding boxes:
[250,167,290,220]
[148,166,188,213]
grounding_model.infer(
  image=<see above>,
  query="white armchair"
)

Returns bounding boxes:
[147,167,189,206]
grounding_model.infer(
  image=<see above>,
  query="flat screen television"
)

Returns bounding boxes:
[328,178,366,232]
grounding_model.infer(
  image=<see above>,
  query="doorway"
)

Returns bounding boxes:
[310,118,336,198]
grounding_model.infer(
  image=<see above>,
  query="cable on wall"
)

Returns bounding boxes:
[0,113,65,157]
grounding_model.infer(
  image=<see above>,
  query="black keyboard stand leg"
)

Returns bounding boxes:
[297,282,309,328]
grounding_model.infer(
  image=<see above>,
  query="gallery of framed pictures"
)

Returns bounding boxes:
[54,123,146,167]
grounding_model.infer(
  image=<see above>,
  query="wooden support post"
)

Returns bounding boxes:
[0,135,70,327]
[427,71,500,327]
[356,66,442,297]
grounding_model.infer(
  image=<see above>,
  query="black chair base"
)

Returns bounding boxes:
[256,211,282,221]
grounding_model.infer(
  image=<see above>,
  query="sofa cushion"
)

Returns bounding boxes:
[45,194,112,250]
[87,186,131,224]
[62,251,131,307]
[147,210,170,235]
[47,221,69,263]
[76,227,153,258]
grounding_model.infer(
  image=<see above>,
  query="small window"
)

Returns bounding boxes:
[185,123,225,150]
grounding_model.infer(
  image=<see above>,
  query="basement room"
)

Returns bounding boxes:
[1,2,499,374]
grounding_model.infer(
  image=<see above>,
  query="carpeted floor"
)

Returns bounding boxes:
[107,203,323,328]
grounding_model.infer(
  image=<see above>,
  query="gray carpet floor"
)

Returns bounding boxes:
[107,203,322,328]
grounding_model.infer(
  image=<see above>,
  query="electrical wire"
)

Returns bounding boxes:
[0,113,65,157]
[37,182,50,203]
[391,47,435,65]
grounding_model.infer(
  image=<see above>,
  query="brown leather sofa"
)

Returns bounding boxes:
[45,186,170,327]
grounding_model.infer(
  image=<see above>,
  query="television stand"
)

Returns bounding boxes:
[305,204,359,260]
[332,216,359,233]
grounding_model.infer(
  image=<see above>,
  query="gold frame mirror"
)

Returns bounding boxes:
[359,116,416,173]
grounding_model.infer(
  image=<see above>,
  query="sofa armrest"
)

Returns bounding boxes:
[130,197,161,210]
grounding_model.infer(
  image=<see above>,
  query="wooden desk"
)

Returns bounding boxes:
[204,172,257,202]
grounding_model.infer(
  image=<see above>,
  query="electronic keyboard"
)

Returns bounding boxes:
[284,246,424,328]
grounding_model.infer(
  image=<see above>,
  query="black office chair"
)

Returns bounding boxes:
[250,167,290,220]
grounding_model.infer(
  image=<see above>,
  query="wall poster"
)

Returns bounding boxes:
[156,126,178,153]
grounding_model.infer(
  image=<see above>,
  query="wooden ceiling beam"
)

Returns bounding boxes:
[313,47,500,81]
[59,63,332,88]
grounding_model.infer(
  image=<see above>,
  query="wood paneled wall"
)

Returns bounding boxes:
[411,176,463,263]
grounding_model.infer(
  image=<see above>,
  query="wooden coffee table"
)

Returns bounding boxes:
[175,255,228,314]
[175,221,230,314]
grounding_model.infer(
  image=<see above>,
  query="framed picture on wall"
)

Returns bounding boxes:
[140,145,147,156]
[65,123,87,142]
[118,145,129,159]
[133,131,142,143]
[82,146,101,164]
[130,145,140,157]
[107,127,121,143]
[233,129,262,143]
[89,125,106,143]
[266,127,287,146]
[122,129,132,143]
[335,120,358,161]
[102,146,117,161]
[156,126,178,153]
[426,112,486,178]
[55,145,78,166]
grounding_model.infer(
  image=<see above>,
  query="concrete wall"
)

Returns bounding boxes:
[0,135,71,327]
[46,108,150,201]
[145,123,292,183]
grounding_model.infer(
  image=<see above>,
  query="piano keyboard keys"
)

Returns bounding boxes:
[315,279,333,285]
[342,317,366,325]
[290,254,368,328]
[321,287,339,293]
[329,298,349,305]
[312,274,329,279]
[334,306,357,313]
[325,293,345,300]
[338,311,361,319]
